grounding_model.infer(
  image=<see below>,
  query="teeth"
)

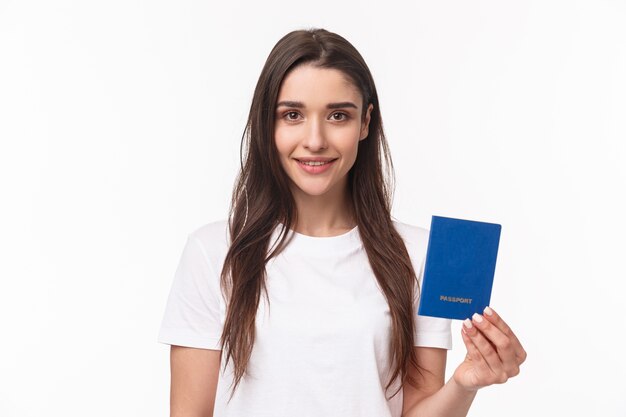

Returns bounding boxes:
[301,160,333,166]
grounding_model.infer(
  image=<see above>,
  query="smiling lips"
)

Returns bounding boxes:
[294,157,338,174]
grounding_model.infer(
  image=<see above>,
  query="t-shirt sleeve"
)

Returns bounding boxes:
[157,234,224,350]
[413,246,453,350]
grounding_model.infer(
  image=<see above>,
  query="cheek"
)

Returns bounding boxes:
[274,129,291,158]
[330,129,361,155]
[274,131,289,159]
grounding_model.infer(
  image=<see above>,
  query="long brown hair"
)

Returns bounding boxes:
[219,27,425,402]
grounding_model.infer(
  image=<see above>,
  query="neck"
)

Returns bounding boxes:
[288,177,355,237]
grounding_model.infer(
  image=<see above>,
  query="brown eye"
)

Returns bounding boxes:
[285,111,300,121]
[331,112,349,121]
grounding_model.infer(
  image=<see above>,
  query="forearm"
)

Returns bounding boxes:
[403,377,478,417]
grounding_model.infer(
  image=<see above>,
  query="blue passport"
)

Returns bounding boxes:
[417,215,502,320]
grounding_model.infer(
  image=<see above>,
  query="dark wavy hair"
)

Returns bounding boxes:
[218,27,425,402]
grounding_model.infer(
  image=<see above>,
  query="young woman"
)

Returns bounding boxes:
[158,28,526,417]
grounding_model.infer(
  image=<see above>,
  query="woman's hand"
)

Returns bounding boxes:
[452,306,527,392]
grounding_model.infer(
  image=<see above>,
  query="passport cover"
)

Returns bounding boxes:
[417,215,502,320]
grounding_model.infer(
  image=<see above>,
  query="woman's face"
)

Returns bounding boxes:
[274,64,373,200]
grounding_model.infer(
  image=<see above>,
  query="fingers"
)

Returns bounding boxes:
[460,328,492,386]
[468,313,518,378]
[461,307,527,385]
[482,307,527,364]
[462,319,508,383]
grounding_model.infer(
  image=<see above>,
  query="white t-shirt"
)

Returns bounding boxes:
[158,219,452,417]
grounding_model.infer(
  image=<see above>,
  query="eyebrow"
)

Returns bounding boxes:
[276,100,358,110]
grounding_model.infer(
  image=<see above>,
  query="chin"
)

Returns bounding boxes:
[292,182,333,197]
[297,187,330,197]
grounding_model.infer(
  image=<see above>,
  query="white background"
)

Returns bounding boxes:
[1,0,625,416]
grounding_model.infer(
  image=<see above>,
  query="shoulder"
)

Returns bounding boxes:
[188,218,229,243]
[391,219,429,255]
[186,218,230,265]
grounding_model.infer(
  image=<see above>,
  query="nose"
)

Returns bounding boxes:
[303,117,327,151]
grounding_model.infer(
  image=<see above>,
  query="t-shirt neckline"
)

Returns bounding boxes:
[274,222,362,255]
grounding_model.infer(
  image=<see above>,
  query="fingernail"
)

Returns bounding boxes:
[472,313,483,323]
[484,306,493,316]
[463,318,473,329]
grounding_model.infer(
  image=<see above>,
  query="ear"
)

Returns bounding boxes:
[359,103,374,141]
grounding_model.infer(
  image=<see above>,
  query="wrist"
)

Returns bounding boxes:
[450,375,481,396]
